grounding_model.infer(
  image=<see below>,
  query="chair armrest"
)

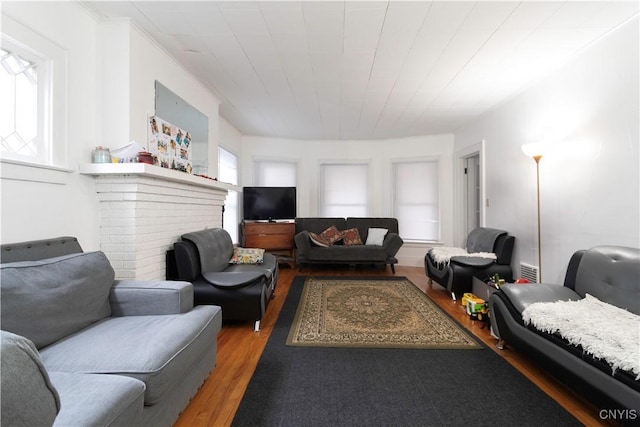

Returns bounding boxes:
[450,256,495,268]
[294,231,312,253]
[110,280,194,316]
[382,233,403,257]
[202,271,267,289]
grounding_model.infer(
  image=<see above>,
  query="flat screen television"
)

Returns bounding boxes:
[242,186,296,221]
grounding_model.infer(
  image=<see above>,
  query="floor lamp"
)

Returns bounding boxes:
[522,143,546,282]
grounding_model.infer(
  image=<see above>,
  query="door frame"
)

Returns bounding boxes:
[454,140,486,247]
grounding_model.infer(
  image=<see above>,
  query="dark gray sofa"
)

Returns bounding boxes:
[172,228,278,331]
[1,236,222,427]
[294,217,403,272]
[489,246,640,417]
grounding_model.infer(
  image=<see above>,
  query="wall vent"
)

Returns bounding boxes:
[520,263,540,283]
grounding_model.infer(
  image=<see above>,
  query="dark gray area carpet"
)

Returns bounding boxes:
[232,276,580,427]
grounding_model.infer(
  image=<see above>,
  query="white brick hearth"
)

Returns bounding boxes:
[81,164,234,280]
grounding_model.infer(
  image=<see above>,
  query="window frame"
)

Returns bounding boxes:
[1,15,68,169]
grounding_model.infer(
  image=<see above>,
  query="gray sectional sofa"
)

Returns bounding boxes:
[1,237,222,427]
[294,217,403,272]
[490,246,640,416]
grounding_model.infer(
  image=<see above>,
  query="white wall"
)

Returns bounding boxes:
[219,117,243,161]
[455,18,639,284]
[240,134,455,266]
[1,3,221,251]
[1,2,102,249]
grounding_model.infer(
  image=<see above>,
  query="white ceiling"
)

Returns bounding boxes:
[84,1,639,140]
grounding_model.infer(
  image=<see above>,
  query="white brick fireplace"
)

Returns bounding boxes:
[81,164,234,280]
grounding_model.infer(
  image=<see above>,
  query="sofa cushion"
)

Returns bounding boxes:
[40,305,222,405]
[306,245,388,262]
[574,246,640,315]
[1,331,60,427]
[1,252,114,349]
[499,283,581,315]
[49,372,145,427]
[341,227,363,246]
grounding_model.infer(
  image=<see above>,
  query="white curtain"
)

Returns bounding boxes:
[255,160,296,186]
[319,163,368,217]
[393,160,439,241]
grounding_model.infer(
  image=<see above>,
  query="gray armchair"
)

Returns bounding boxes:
[425,227,515,298]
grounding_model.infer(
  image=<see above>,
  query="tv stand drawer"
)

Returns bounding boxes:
[242,222,295,253]
[244,222,294,235]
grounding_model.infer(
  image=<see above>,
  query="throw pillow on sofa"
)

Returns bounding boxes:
[365,228,388,246]
[341,228,363,245]
[320,226,343,245]
[309,232,330,247]
[230,248,265,264]
[309,232,331,248]
[309,226,343,247]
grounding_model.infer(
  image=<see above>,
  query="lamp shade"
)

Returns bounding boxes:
[521,142,548,158]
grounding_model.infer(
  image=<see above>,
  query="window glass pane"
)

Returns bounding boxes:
[393,161,439,241]
[0,48,38,159]
[320,163,368,217]
[218,147,238,185]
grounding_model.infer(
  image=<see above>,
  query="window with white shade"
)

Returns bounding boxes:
[218,147,239,242]
[393,160,440,241]
[254,159,297,186]
[319,163,368,217]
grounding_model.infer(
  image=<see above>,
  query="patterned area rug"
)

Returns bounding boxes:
[286,277,481,349]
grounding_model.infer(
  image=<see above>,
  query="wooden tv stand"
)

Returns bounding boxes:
[242,221,295,267]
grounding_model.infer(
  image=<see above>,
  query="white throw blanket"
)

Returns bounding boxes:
[522,294,640,379]
[429,246,496,266]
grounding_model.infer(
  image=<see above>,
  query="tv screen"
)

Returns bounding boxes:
[243,187,296,221]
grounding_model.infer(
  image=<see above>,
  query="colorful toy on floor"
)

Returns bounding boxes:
[465,294,489,321]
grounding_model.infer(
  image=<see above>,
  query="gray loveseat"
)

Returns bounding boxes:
[1,237,222,427]
[489,246,640,416]
[294,217,403,272]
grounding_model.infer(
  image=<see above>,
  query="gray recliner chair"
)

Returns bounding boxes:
[424,227,515,298]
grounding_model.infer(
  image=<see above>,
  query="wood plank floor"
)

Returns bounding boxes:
[173,265,612,427]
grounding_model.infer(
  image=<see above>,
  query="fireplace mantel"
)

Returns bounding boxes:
[79,163,238,191]
[80,163,236,280]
